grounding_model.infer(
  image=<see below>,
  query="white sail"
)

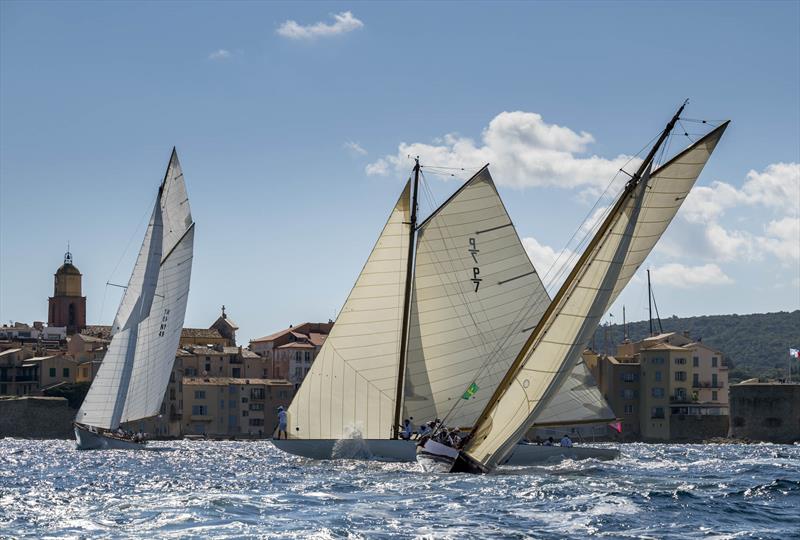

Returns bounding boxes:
[404,167,550,429]
[531,358,615,426]
[459,122,728,471]
[287,182,411,440]
[77,150,194,429]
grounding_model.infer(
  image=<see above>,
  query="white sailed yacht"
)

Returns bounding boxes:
[441,103,729,473]
[273,162,618,464]
[74,149,194,450]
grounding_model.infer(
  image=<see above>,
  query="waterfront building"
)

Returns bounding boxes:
[729,381,800,443]
[585,331,730,441]
[249,322,332,384]
[182,377,293,437]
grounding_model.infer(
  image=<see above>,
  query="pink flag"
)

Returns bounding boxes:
[608,421,623,433]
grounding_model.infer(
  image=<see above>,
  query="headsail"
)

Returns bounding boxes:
[530,358,615,427]
[77,150,194,429]
[287,182,411,440]
[455,114,729,472]
[404,166,550,429]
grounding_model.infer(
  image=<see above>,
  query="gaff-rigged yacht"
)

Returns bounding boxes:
[273,161,618,464]
[435,103,729,474]
[74,149,194,450]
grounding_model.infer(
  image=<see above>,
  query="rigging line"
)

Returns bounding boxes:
[107,190,159,290]
[677,120,695,143]
[536,128,664,293]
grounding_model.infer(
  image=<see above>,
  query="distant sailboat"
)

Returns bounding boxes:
[274,162,615,463]
[443,103,729,473]
[74,149,194,450]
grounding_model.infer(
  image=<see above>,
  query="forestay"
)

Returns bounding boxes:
[460,123,728,471]
[403,167,550,429]
[77,150,194,429]
[287,182,411,440]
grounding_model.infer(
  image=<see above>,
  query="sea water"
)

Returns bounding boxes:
[1,439,798,538]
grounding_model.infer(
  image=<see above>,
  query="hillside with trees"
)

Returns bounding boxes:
[590,310,800,382]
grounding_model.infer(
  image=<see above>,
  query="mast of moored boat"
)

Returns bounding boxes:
[392,158,421,439]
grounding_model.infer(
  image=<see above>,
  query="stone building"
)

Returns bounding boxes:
[47,251,86,334]
[729,381,800,443]
[249,322,332,385]
[585,331,730,441]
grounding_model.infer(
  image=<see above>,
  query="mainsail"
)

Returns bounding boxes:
[454,109,729,472]
[286,182,411,440]
[403,166,550,429]
[77,149,194,430]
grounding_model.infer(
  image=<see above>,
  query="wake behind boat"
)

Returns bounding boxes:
[74,149,195,450]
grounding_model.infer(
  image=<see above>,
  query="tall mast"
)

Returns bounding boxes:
[392,157,420,438]
[465,101,687,442]
[623,305,628,342]
[648,269,654,336]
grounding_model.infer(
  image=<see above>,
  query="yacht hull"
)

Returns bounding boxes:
[74,424,145,450]
[272,439,619,465]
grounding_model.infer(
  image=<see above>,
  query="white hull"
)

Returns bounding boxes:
[74,425,145,450]
[272,439,619,465]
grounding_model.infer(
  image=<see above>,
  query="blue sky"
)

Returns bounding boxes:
[1,1,798,343]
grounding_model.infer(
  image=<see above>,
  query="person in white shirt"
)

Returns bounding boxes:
[560,434,573,448]
[276,406,288,440]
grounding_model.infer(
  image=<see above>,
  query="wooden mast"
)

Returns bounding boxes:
[462,101,687,446]
[392,157,420,439]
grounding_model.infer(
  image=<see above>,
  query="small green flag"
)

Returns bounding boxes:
[462,382,479,400]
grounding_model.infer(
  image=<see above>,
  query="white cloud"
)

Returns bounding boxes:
[521,236,575,290]
[704,222,759,262]
[344,141,367,156]
[760,216,800,263]
[681,162,799,224]
[366,111,635,191]
[208,49,232,61]
[650,263,734,288]
[277,11,363,40]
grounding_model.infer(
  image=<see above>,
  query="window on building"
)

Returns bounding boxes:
[621,372,637,383]
[241,397,248,403]
[651,357,665,365]
[49,367,56,377]
[169,388,176,400]
[191,405,207,415]
[693,373,699,387]
[712,391,718,401]
[693,356,699,367]
[305,351,311,363]
[242,410,249,417]
[206,356,211,363]
[621,389,635,400]
[674,371,687,381]
[655,371,662,382]
[249,403,264,411]
[232,367,241,378]
[220,400,225,409]
[624,404,634,414]
[229,399,236,408]
[652,387,665,398]
[63,368,70,377]
[185,367,197,376]
[205,363,211,372]
[194,390,206,399]
[712,373,719,387]
[712,356,718,367]
[675,358,686,365]
[295,351,302,362]
[249,418,265,426]
[651,407,665,419]
[294,367,303,378]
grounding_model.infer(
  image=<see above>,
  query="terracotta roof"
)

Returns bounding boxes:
[308,333,327,347]
[251,323,312,343]
[643,342,686,351]
[277,342,314,350]
[181,327,224,339]
[184,377,293,386]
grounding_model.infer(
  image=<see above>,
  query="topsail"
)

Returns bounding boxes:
[77,149,194,430]
[453,108,729,473]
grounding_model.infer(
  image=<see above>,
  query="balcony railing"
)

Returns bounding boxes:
[692,381,724,389]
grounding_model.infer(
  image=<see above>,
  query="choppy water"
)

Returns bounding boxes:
[1,440,798,539]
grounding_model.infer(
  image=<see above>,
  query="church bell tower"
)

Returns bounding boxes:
[48,249,87,334]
